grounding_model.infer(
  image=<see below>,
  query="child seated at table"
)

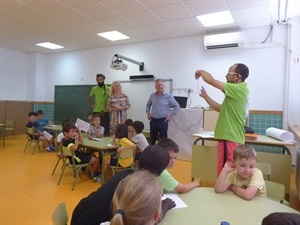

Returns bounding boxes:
[87,114,105,139]
[62,123,101,182]
[214,144,266,200]
[104,124,135,176]
[131,120,149,160]
[100,170,162,225]
[26,111,55,152]
[157,138,200,193]
[124,118,133,139]
[87,113,93,124]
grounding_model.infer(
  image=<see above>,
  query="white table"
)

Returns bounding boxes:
[161,188,299,225]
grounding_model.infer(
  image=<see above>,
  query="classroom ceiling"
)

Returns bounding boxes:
[0,0,298,54]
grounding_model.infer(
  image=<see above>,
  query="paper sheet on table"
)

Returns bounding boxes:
[92,138,101,141]
[193,131,214,138]
[75,118,90,133]
[43,131,53,141]
[265,127,294,142]
[161,193,188,209]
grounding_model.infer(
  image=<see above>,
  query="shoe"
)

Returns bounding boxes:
[94,175,102,182]
[49,146,56,152]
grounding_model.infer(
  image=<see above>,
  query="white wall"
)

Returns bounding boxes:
[1,23,299,126]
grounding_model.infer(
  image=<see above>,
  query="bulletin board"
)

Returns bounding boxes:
[54,79,172,129]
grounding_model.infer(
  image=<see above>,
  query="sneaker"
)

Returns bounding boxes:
[49,146,56,152]
[94,175,102,183]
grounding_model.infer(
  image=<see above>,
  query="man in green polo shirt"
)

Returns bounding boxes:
[88,74,110,136]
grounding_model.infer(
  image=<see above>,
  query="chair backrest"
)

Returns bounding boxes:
[52,202,68,225]
[5,120,15,128]
[256,162,272,180]
[191,145,218,181]
[116,145,136,167]
[265,180,285,203]
[26,127,38,141]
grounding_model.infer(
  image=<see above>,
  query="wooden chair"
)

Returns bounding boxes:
[110,145,136,176]
[52,146,67,175]
[52,202,68,225]
[4,120,16,139]
[256,162,272,180]
[24,127,41,155]
[57,146,94,191]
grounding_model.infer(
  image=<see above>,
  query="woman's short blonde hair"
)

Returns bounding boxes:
[109,81,122,95]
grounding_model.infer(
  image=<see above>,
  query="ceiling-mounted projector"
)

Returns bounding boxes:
[110,59,128,71]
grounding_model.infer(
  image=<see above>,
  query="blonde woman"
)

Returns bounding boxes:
[100,170,162,225]
[106,81,131,134]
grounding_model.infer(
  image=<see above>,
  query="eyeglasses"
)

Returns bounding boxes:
[226,72,237,77]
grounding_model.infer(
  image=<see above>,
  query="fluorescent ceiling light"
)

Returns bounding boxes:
[97,31,129,41]
[36,42,64,50]
[197,11,234,27]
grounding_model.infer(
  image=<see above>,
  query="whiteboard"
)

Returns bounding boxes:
[120,79,172,130]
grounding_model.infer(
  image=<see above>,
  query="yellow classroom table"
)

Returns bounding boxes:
[80,137,117,183]
[161,188,299,225]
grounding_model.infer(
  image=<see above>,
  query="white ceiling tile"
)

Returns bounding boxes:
[1,1,46,19]
[33,15,72,30]
[167,17,204,30]
[100,1,147,14]
[78,21,109,33]
[73,1,118,20]
[21,0,69,14]
[56,0,96,8]
[184,0,229,16]
[139,0,182,9]
[100,16,136,30]
[226,0,270,10]
[124,10,162,26]
[0,8,29,25]
[52,9,94,24]
[151,2,194,21]
[140,23,175,35]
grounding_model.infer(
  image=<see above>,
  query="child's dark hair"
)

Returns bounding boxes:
[262,212,300,225]
[92,114,101,120]
[61,118,71,126]
[124,119,133,126]
[28,111,38,117]
[156,138,179,153]
[63,123,77,135]
[132,121,144,134]
[115,124,128,139]
[87,113,93,117]
[36,110,43,115]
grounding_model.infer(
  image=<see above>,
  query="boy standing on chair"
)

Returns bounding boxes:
[26,111,55,152]
[214,145,266,200]
[62,123,101,182]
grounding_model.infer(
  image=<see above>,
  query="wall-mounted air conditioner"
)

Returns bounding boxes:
[204,32,245,51]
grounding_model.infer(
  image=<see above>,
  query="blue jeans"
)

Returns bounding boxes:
[149,117,168,144]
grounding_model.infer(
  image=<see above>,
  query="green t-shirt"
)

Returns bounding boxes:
[89,85,110,112]
[158,169,179,192]
[214,82,249,144]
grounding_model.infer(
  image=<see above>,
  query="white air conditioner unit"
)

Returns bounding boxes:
[204,32,245,51]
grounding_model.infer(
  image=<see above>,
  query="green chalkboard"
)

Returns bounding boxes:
[54,80,172,129]
[54,85,95,123]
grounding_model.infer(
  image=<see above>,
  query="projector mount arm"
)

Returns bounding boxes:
[113,54,144,71]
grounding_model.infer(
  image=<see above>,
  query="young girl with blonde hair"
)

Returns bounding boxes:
[100,170,162,225]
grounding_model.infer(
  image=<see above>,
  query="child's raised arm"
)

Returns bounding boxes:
[214,161,234,193]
